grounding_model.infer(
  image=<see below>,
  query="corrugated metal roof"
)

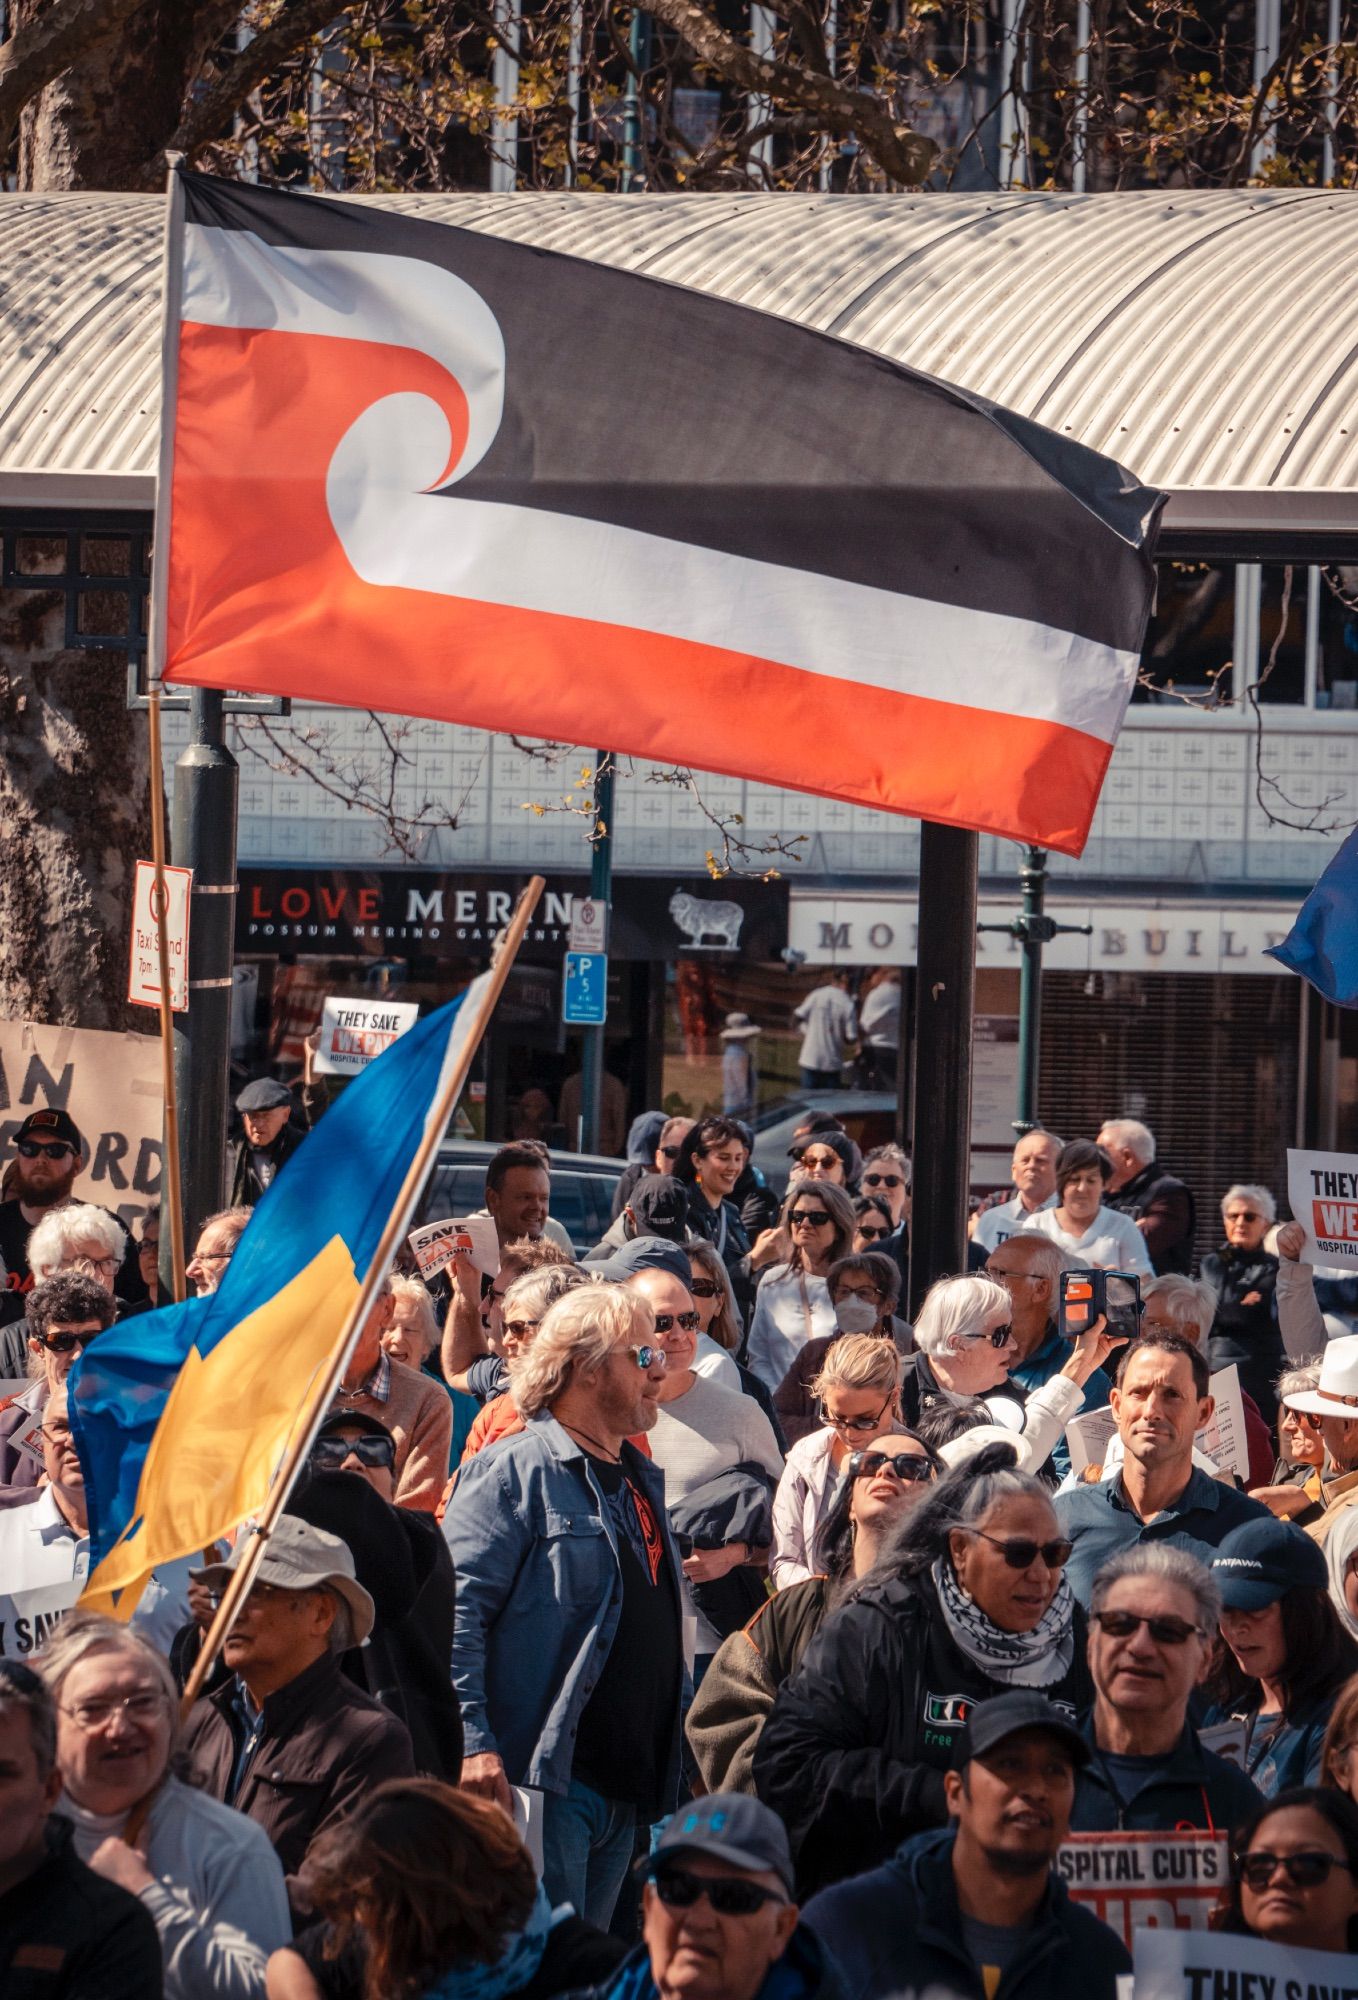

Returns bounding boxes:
[0,185,1354,528]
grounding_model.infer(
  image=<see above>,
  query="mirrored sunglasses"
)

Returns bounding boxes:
[623,1344,663,1370]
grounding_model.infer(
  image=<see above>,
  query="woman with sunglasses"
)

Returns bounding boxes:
[754,1440,1091,1894]
[687,1435,938,1797]
[267,1778,626,2000]
[1204,1518,1358,1795]
[770,1335,906,1588]
[1217,1786,1358,1954]
[903,1274,1118,1479]
[744,1183,856,1393]
[0,1270,113,1494]
[850,1193,894,1255]
[1201,1184,1283,1425]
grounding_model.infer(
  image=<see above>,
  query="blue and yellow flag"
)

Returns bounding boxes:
[70,979,486,1616]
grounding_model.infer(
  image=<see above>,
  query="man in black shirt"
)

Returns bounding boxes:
[0,1110,144,1329]
[0,1658,164,1998]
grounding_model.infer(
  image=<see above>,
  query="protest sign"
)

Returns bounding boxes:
[408,1213,500,1283]
[1287,1147,1358,1273]
[313,995,421,1076]
[1056,1830,1229,1948]
[1066,1405,1119,1476]
[128,859,192,1011]
[0,1549,89,1660]
[0,1020,162,1236]
[1133,1917,1358,2000]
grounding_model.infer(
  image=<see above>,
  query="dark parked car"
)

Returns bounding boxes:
[418,1139,626,1256]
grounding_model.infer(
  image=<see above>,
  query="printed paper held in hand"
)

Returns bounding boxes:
[1287,1145,1358,1274]
[313,995,420,1076]
[1064,1406,1119,1477]
[408,1213,500,1282]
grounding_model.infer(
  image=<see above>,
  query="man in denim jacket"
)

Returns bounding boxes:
[443,1281,685,1929]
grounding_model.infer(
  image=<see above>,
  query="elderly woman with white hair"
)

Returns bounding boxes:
[0,1202,135,1377]
[1201,1183,1283,1423]
[900,1272,1118,1478]
[40,1612,290,1998]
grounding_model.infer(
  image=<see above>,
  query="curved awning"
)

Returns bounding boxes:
[0,184,1354,548]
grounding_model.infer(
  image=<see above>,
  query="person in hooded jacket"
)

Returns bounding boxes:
[802,1692,1129,2000]
[753,1443,1093,1896]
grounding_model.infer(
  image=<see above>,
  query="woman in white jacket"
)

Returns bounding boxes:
[745,1181,856,1391]
[770,1334,926,1588]
[42,1612,290,2000]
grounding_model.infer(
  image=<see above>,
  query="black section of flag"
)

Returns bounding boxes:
[180,172,1163,652]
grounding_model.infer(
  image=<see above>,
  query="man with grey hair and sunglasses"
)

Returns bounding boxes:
[1072,1543,1262,1832]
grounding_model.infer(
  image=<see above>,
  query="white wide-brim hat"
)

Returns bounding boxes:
[1282,1333,1358,1418]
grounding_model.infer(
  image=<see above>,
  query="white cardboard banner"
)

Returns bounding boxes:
[0,1020,163,1237]
[1057,1830,1229,1950]
[1287,1146,1358,1273]
[408,1214,500,1283]
[1132,1918,1358,2000]
[313,996,420,1076]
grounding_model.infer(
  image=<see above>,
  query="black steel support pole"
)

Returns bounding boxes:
[171,689,239,1252]
[1015,845,1045,1135]
[578,752,614,1153]
[907,822,978,1317]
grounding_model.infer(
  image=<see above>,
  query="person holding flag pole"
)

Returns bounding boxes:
[68,877,546,1715]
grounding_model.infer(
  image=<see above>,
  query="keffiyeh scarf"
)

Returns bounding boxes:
[932,1554,1076,1688]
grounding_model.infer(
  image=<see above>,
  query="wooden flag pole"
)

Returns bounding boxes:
[179,874,545,1713]
[146,686,187,1305]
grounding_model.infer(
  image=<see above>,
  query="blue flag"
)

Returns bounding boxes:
[1266,828,1358,1006]
[71,976,487,1615]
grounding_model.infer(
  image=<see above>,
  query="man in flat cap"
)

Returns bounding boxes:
[230,1078,306,1208]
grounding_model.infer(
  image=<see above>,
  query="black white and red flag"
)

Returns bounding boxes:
[159,170,1164,854]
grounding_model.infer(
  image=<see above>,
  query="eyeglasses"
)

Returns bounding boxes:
[967,1528,1073,1570]
[17,1140,76,1162]
[789,1210,832,1228]
[35,1421,73,1446]
[987,1266,1036,1284]
[622,1344,663,1371]
[503,1318,539,1340]
[856,1226,889,1242]
[72,1255,119,1279]
[311,1434,396,1470]
[60,1689,165,1732]
[38,1328,101,1355]
[1090,1608,1201,1646]
[821,1395,893,1435]
[834,1287,882,1307]
[849,1448,935,1485]
[862,1173,904,1191]
[687,1280,721,1299]
[1236,1850,1352,1891]
[653,1311,700,1334]
[651,1867,787,1917]
[961,1325,1015,1349]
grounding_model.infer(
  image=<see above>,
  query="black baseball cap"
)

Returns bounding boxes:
[1210,1517,1328,1610]
[628,1175,691,1241]
[644,1795,794,1896]
[15,1108,82,1150]
[953,1692,1089,1772]
[315,1410,393,1444]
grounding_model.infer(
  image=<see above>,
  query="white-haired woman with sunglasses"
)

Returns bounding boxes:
[903,1274,1117,1480]
[41,1612,290,1998]
[755,1440,1091,1895]
[1201,1183,1283,1425]
[744,1182,856,1393]
[770,1335,906,1589]
[688,1431,939,1795]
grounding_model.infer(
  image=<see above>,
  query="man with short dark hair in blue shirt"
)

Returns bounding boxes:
[1055,1333,1269,1605]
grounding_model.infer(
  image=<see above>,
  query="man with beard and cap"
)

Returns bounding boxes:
[229,1078,306,1207]
[0,1109,146,1329]
[802,1693,1130,2000]
[586,1176,693,1263]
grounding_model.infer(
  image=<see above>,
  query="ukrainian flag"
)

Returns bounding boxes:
[70,978,487,1616]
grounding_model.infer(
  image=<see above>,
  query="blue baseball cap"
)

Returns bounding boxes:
[645,1795,794,1895]
[593,1236,694,1287]
[1210,1517,1328,1610]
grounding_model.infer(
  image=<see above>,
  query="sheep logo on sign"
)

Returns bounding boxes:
[669,892,744,951]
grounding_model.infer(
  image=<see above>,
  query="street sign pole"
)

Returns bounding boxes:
[577,751,614,1151]
[907,823,977,1316]
[977,845,1092,1135]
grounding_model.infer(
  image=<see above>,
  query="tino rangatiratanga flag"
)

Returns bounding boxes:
[160,170,1164,855]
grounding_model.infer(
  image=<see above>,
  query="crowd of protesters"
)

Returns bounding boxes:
[5,1086,1358,2000]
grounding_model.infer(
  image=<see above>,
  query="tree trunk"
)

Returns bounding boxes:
[0,591,152,1030]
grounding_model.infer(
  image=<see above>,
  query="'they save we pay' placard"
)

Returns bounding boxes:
[1287,1147,1358,1272]
[314,995,420,1076]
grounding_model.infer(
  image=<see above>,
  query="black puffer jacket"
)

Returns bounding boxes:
[1201,1244,1283,1417]
[752,1564,1091,1895]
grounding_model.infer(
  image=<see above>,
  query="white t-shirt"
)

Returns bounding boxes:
[648,1373,784,1654]
[1027,1204,1154,1277]
[794,986,858,1071]
[972,1192,1058,1253]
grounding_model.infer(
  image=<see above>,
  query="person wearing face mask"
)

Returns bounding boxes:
[773,1252,912,1447]
[688,1435,939,1795]
[902,1275,1117,1479]
[755,1444,1093,1895]
[770,1336,906,1588]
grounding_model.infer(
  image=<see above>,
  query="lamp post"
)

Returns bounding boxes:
[977,845,1092,1135]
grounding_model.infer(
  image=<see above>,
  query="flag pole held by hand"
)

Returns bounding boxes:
[179,875,545,1715]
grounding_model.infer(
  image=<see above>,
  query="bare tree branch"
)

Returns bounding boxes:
[0,0,146,153]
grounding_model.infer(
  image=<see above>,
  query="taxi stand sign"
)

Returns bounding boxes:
[563,950,607,1025]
